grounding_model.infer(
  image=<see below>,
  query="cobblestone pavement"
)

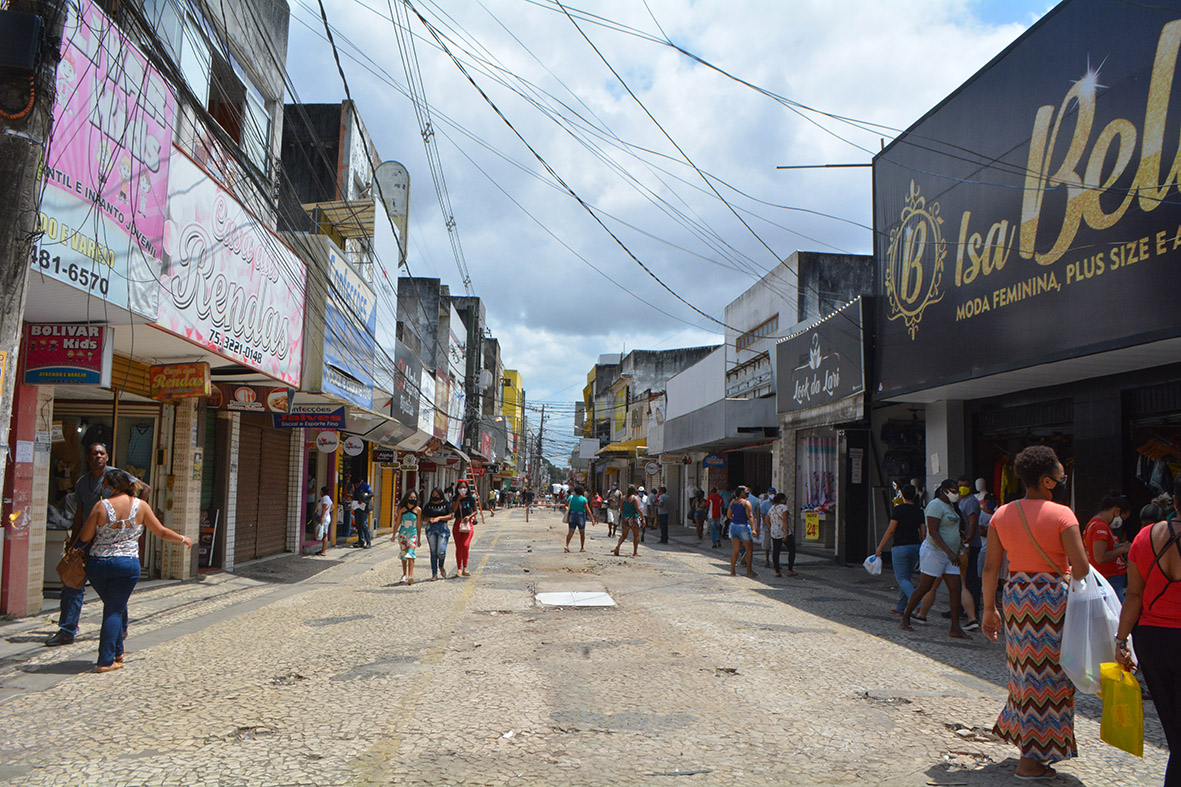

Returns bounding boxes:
[0,508,1168,786]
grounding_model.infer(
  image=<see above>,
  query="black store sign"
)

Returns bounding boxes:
[776,299,865,414]
[391,339,421,428]
[874,0,1181,398]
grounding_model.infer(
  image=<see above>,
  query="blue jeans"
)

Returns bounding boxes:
[86,556,139,667]
[891,544,921,613]
[57,583,85,636]
[1106,572,1127,603]
[426,526,450,577]
[354,509,371,547]
[708,518,723,545]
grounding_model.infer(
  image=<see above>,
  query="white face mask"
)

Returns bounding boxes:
[1111,516,1123,529]
[946,492,961,504]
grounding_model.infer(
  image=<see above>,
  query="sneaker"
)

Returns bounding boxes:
[912,615,928,625]
[964,620,981,631]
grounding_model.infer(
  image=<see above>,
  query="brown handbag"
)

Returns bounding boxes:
[56,541,87,589]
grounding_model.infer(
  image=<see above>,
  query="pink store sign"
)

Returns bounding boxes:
[34,0,175,318]
[159,151,306,386]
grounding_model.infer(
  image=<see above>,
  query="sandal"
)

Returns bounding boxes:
[1015,765,1056,780]
[95,662,124,673]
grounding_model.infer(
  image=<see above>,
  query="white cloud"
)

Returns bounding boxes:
[285,0,1033,458]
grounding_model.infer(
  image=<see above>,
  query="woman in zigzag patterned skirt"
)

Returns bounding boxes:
[982,446,1092,780]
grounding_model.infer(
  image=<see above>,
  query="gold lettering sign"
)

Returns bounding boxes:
[885,181,947,338]
[150,362,211,400]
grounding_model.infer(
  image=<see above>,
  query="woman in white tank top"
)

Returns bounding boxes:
[78,468,192,672]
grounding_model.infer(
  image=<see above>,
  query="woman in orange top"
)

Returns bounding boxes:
[981,445,1090,781]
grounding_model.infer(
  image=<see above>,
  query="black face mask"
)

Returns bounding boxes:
[1047,478,1068,503]
[408,498,418,506]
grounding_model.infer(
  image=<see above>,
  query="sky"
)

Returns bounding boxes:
[283,0,1056,462]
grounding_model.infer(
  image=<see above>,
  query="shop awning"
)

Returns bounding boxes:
[301,199,375,240]
[596,438,646,456]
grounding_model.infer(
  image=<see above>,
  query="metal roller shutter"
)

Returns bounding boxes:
[255,427,290,557]
[235,418,262,562]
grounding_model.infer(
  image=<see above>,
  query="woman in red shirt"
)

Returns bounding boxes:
[1083,494,1131,601]
[1116,479,1181,787]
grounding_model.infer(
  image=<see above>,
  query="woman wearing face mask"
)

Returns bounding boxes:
[981,445,1090,780]
[452,481,484,577]
[422,488,452,580]
[901,479,971,639]
[1083,493,1131,602]
[393,490,422,585]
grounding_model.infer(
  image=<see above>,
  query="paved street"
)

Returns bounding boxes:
[0,506,1168,786]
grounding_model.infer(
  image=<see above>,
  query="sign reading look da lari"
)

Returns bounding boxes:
[23,323,112,386]
[874,0,1181,397]
[149,363,211,400]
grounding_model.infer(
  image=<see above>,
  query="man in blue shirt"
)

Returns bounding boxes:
[351,477,374,549]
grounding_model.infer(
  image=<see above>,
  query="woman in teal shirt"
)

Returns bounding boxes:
[901,479,972,640]
[565,486,596,553]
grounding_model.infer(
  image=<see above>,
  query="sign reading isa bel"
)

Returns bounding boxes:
[24,323,112,386]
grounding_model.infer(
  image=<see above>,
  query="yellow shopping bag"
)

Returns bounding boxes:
[1100,662,1144,757]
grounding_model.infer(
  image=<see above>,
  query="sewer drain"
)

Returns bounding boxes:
[535,591,616,607]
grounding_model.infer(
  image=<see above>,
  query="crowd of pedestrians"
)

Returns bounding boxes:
[873,444,1180,784]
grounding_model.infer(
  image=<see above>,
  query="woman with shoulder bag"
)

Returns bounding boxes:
[981,446,1090,780]
[452,481,482,577]
[78,468,192,672]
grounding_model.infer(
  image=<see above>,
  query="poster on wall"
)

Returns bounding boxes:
[875,0,1181,397]
[33,0,175,318]
[391,339,421,429]
[416,368,436,437]
[433,369,450,440]
[159,151,305,386]
[23,323,112,386]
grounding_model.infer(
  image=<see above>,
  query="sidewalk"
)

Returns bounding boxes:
[0,543,388,705]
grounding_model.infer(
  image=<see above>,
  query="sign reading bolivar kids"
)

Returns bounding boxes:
[874,0,1181,397]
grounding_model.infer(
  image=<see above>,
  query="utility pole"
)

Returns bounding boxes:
[534,404,545,487]
[0,2,65,484]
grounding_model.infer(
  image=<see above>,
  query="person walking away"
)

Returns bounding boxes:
[768,492,795,577]
[613,486,644,557]
[728,486,758,578]
[982,445,1089,780]
[606,484,622,538]
[636,486,649,542]
[875,484,925,615]
[1115,476,1181,787]
[656,486,670,543]
[422,488,452,580]
[958,475,984,619]
[759,489,776,567]
[523,487,535,523]
[394,491,422,584]
[900,479,972,639]
[78,469,191,672]
[352,477,374,548]
[316,487,334,556]
[565,486,595,552]
[706,487,724,548]
[1084,493,1132,602]
[452,481,482,576]
[47,442,149,647]
[488,487,498,517]
[692,490,707,542]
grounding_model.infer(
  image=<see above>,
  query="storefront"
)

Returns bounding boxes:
[872,0,1181,527]
[775,298,870,562]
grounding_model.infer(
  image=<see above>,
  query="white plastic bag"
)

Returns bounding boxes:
[863,554,881,576]
[1061,570,1122,695]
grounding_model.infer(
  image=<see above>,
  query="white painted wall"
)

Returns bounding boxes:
[925,400,966,494]
[666,347,725,420]
[723,256,801,370]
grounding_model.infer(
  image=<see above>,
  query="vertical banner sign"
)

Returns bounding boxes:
[417,369,436,436]
[392,340,421,429]
[34,0,176,318]
[160,152,306,385]
[374,161,410,263]
[433,369,450,439]
[323,248,375,407]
